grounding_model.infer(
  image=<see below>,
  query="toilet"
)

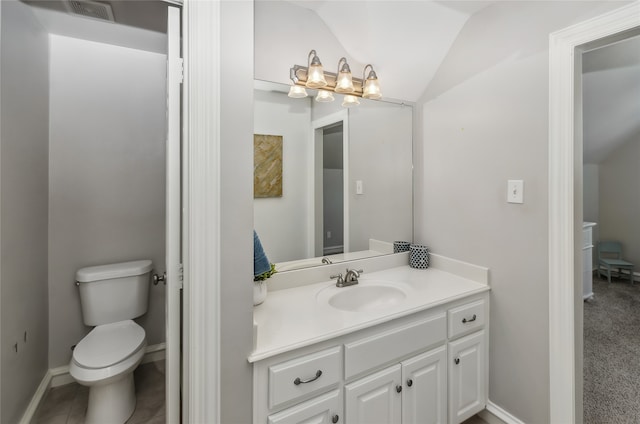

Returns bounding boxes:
[69,260,153,424]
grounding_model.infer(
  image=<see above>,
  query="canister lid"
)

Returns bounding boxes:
[76,260,152,283]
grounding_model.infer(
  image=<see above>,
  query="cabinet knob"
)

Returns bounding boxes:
[454,358,460,365]
[332,414,339,423]
[396,385,402,393]
[406,379,413,387]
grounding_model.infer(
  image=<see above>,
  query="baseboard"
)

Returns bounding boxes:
[478,400,525,424]
[19,343,166,424]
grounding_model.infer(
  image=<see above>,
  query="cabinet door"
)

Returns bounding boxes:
[402,345,447,424]
[345,364,402,424]
[268,389,342,424]
[448,330,486,424]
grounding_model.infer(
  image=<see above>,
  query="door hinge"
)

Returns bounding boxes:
[178,263,184,289]
[177,58,184,84]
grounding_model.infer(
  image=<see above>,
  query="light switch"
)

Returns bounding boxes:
[507,180,524,204]
[356,180,364,195]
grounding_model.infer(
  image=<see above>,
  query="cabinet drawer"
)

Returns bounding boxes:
[448,300,485,339]
[344,314,446,380]
[269,346,342,410]
[267,389,341,424]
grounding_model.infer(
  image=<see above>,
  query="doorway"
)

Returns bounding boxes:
[311,110,350,258]
[548,3,640,422]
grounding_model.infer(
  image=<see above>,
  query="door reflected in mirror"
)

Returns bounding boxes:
[254,80,413,272]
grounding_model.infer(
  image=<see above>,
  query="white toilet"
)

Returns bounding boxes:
[69,260,153,424]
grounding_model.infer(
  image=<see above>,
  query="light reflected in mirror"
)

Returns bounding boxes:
[254,80,413,272]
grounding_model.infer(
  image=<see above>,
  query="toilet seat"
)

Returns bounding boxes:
[74,320,146,369]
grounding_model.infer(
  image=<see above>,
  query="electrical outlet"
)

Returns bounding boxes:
[356,180,364,195]
[507,180,524,204]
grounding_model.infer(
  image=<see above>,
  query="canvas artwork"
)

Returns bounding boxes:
[254,134,283,198]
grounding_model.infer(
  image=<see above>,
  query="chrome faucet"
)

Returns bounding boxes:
[322,257,333,265]
[331,268,364,287]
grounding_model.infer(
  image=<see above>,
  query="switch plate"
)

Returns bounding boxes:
[507,180,524,204]
[356,180,364,195]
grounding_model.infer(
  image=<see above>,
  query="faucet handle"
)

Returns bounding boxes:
[330,273,344,285]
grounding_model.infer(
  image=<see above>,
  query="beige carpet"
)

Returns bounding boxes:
[584,274,640,423]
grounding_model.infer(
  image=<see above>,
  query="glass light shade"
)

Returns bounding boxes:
[335,70,354,93]
[341,95,360,107]
[288,85,308,98]
[306,63,327,88]
[315,90,334,102]
[363,78,382,100]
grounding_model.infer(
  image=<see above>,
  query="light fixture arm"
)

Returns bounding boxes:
[308,50,321,67]
[337,57,351,74]
[362,64,377,81]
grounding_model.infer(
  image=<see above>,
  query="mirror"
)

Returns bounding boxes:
[254,80,413,271]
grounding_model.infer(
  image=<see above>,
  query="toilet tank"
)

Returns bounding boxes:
[76,260,153,326]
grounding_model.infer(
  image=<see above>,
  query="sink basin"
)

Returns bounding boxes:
[327,285,407,313]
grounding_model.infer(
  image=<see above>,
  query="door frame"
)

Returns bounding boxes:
[548,3,640,422]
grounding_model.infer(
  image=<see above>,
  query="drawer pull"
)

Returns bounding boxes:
[332,414,339,423]
[396,385,402,393]
[454,357,460,365]
[407,379,413,387]
[462,314,477,324]
[293,370,322,385]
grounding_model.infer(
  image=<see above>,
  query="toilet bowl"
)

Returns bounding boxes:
[70,320,147,424]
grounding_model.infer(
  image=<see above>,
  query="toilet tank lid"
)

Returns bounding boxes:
[76,260,153,283]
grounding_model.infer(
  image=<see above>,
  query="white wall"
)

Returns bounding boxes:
[0,1,50,422]
[349,102,413,251]
[598,134,640,268]
[415,2,624,422]
[48,35,167,368]
[254,89,311,263]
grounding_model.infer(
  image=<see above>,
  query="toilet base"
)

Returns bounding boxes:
[85,372,136,424]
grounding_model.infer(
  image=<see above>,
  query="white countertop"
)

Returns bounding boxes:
[250,264,490,363]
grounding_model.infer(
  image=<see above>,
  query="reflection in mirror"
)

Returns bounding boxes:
[254,80,413,272]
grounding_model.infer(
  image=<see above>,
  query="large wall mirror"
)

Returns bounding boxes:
[254,80,413,272]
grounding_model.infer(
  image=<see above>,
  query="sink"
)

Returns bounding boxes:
[326,284,407,313]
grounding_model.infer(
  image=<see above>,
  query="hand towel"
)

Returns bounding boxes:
[254,230,271,277]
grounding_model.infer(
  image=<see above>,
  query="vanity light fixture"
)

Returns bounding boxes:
[335,57,354,93]
[305,50,327,88]
[288,50,382,106]
[342,95,360,107]
[362,64,382,100]
[315,90,334,102]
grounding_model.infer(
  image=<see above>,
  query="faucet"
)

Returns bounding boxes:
[322,257,332,265]
[331,268,364,287]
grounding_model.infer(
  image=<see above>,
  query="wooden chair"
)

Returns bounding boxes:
[597,241,634,284]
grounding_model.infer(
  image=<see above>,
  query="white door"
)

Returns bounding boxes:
[448,331,486,424]
[166,5,183,424]
[402,346,447,424]
[345,364,402,424]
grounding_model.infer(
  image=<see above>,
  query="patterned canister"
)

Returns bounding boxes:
[409,244,430,269]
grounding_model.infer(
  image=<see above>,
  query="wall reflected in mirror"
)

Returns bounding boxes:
[254,80,413,272]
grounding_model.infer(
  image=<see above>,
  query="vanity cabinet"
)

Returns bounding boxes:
[253,293,488,424]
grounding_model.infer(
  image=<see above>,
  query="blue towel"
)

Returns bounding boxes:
[254,230,271,277]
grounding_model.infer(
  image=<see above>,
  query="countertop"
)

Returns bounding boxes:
[250,264,490,363]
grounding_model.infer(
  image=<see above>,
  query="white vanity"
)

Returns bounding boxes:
[250,255,490,424]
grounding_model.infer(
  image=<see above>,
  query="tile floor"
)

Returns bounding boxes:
[33,360,165,424]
